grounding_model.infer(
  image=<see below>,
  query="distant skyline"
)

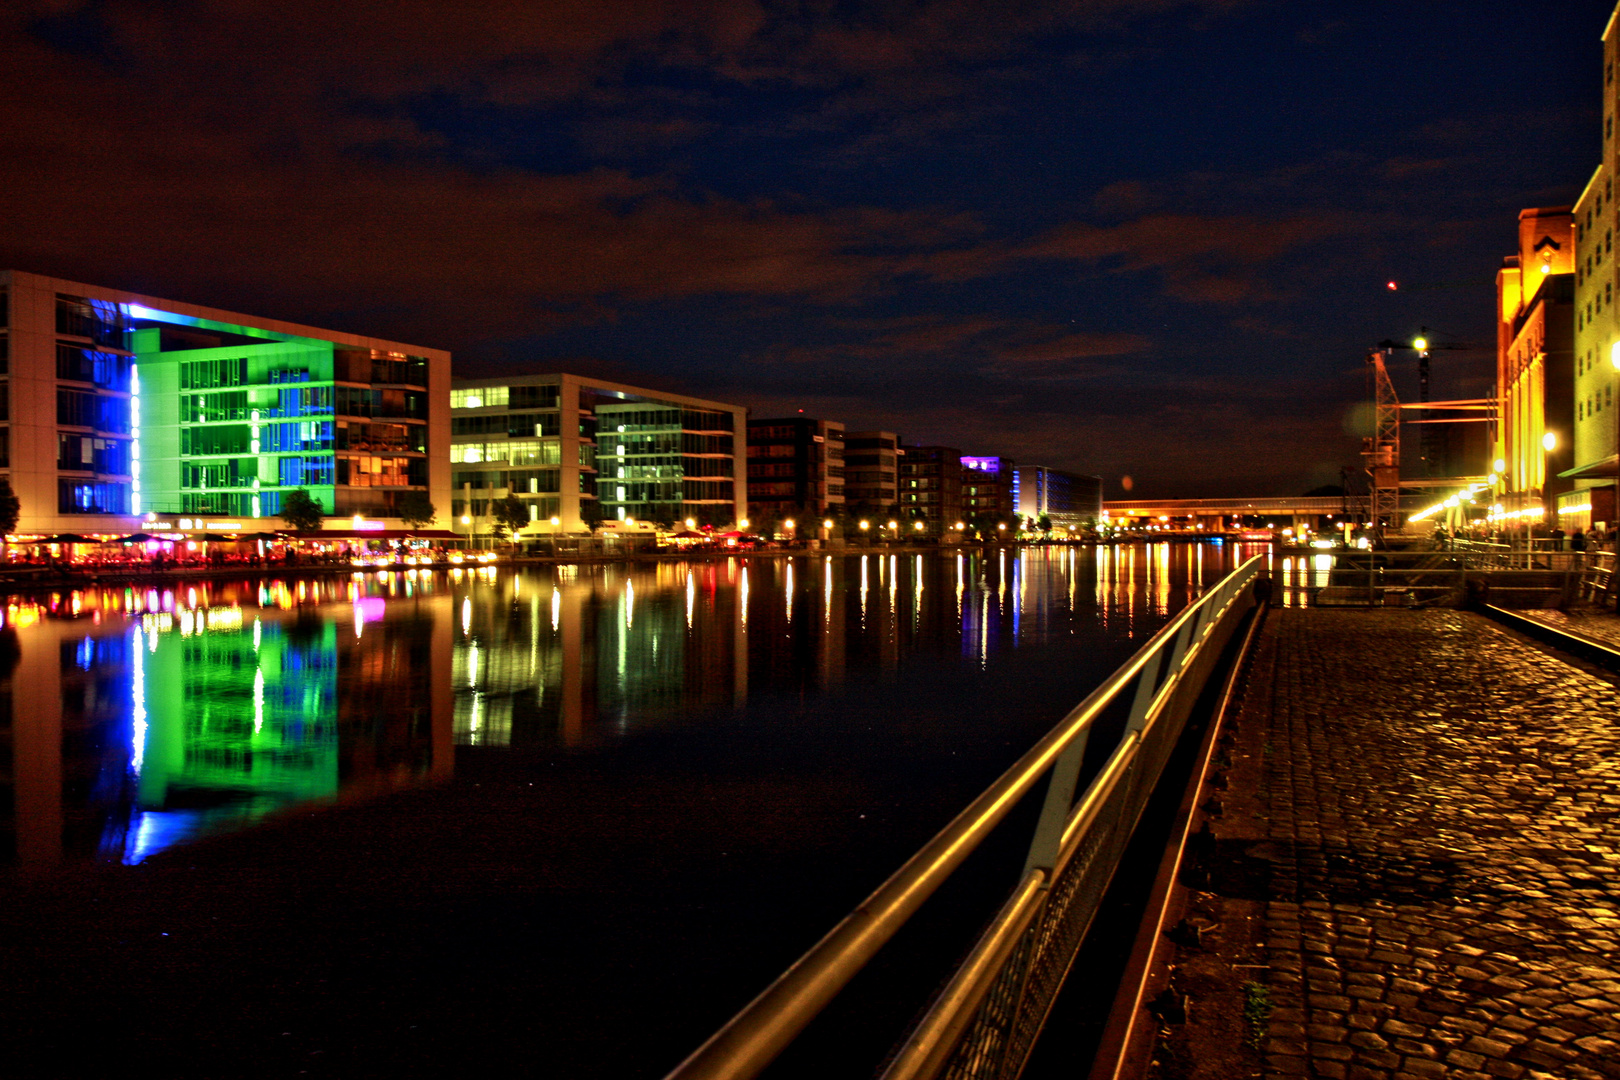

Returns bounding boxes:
[1,1,1611,498]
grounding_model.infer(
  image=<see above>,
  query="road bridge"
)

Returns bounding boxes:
[1104,494,1427,531]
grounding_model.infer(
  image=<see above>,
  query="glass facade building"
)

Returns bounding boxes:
[0,270,451,535]
[450,374,746,534]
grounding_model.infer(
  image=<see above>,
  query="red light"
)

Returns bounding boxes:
[1386,281,1398,291]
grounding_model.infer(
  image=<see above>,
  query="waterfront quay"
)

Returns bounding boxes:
[1157,606,1620,1080]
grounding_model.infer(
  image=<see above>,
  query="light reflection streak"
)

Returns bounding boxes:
[130,627,147,775]
[686,572,695,629]
[552,587,561,631]
[785,561,794,624]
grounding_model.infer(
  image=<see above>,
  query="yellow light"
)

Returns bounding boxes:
[859,520,870,530]
[783,519,795,530]
[887,520,898,530]
[1487,473,1498,485]
[1611,340,1620,370]
[1543,431,1557,452]
[1493,458,1506,473]
[1413,337,1428,351]
[998,522,1006,531]
[822,519,833,529]
[549,516,561,526]
[625,516,635,526]
[1540,263,1551,275]
[685,518,696,528]
[738,518,750,529]
[913,521,925,530]
[954,522,965,530]
[460,515,471,525]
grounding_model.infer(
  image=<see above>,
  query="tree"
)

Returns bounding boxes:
[279,488,325,532]
[0,477,19,539]
[1037,513,1052,536]
[397,490,437,529]
[490,494,529,545]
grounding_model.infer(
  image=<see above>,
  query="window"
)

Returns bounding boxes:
[451,386,510,409]
[509,384,559,409]
[59,480,129,514]
[181,357,248,389]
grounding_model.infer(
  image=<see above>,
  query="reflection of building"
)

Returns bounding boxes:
[1014,467,1102,529]
[961,455,1016,520]
[1493,210,1575,527]
[0,269,451,534]
[450,374,747,533]
[843,431,900,510]
[898,444,964,528]
[2,593,453,868]
[746,417,845,521]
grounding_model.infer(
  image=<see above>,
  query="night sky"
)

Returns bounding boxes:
[1,1,1610,499]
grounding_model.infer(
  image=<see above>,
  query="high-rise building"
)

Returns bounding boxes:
[0,270,449,536]
[1014,466,1102,529]
[898,444,963,530]
[843,431,900,510]
[961,455,1017,522]
[746,417,845,522]
[450,373,746,535]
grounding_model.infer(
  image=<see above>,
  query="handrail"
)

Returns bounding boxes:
[663,555,1264,1080]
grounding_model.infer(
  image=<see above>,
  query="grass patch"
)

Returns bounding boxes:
[1242,981,1272,1049]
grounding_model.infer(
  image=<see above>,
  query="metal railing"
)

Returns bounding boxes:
[663,555,1265,1080]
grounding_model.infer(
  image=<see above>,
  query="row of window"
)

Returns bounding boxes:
[58,434,130,474]
[58,389,131,433]
[451,384,562,410]
[1579,387,1613,421]
[450,440,564,466]
[451,412,561,437]
[58,343,133,390]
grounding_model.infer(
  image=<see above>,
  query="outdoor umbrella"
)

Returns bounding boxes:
[46,534,91,544]
[119,533,155,543]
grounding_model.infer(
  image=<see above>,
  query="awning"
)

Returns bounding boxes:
[280,529,467,541]
[1557,454,1619,480]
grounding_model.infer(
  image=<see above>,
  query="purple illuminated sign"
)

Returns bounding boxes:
[961,456,1002,473]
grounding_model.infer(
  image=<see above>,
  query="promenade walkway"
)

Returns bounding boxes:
[1165,608,1620,1080]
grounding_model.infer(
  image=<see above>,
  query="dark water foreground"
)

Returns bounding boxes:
[0,544,1269,1078]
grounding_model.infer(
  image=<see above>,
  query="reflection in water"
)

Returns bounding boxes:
[451,543,1245,751]
[1,542,1240,868]
[2,578,452,868]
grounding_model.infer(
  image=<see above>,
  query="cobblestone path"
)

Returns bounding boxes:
[1239,608,1620,1080]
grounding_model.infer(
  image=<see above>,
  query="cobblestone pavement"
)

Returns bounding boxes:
[1516,608,1620,653]
[1236,608,1620,1080]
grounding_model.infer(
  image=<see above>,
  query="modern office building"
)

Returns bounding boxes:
[961,455,1017,521]
[898,444,964,530]
[0,270,450,536]
[1014,466,1103,529]
[843,430,900,510]
[1491,209,1575,531]
[449,373,746,535]
[746,416,845,522]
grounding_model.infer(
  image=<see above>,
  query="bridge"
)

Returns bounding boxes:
[1103,493,1430,529]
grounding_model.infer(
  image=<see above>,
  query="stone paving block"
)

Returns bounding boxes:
[1217,609,1620,1080]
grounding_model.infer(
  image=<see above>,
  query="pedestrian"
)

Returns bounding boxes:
[1572,528,1587,552]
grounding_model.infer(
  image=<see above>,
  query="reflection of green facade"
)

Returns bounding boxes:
[137,618,338,811]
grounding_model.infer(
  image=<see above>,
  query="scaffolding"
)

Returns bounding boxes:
[1363,348,1401,537]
